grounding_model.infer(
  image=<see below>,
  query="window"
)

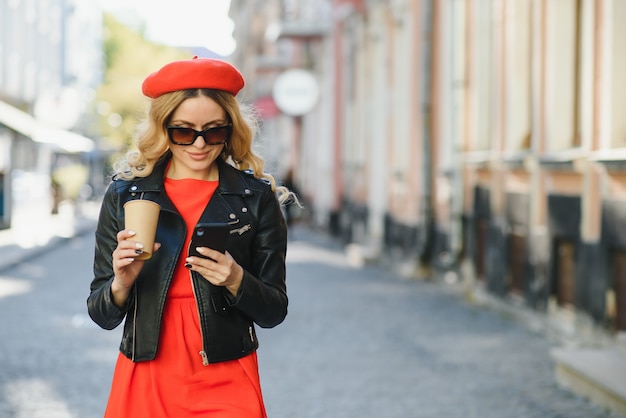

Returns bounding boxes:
[508,0,532,151]
[610,0,626,148]
[547,0,582,151]
[475,0,494,151]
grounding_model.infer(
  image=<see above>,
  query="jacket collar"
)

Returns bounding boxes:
[128,153,254,197]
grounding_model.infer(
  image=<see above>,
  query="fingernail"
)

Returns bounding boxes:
[135,249,143,255]
[135,242,144,249]
[128,230,136,235]
[184,263,192,269]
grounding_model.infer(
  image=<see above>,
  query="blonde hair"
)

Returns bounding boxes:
[114,89,291,203]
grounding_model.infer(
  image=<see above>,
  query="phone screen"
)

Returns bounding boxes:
[189,223,230,258]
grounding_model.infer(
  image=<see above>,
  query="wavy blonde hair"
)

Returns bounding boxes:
[114,89,291,203]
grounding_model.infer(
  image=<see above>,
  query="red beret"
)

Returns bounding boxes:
[142,56,245,98]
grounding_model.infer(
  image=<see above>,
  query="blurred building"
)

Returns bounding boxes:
[0,0,102,228]
[230,0,626,341]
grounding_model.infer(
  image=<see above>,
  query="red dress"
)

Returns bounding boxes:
[104,177,267,418]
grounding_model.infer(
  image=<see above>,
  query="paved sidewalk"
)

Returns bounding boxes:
[0,201,99,273]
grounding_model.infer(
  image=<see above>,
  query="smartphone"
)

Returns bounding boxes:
[189,223,230,258]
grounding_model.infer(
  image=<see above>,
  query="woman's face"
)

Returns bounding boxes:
[166,95,228,180]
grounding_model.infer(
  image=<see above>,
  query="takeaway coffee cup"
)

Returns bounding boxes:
[123,199,161,260]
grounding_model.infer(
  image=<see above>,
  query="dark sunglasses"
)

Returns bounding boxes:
[166,125,232,146]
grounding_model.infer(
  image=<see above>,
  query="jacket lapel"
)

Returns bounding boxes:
[125,155,255,227]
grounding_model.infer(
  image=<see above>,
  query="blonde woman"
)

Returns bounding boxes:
[88,57,289,418]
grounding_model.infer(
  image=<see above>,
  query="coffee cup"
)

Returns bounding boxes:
[123,199,161,260]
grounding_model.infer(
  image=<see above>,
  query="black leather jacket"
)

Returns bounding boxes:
[87,155,288,364]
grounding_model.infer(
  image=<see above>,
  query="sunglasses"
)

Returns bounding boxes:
[166,125,232,146]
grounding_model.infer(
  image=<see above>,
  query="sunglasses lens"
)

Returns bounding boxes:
[167,126,231,145]
[205,126,230,144]
[169,127,195,144]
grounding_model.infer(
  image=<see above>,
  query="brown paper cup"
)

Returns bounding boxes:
[123,200,161,260]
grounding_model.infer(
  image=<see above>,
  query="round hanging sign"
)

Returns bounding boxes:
[272,69,319,116]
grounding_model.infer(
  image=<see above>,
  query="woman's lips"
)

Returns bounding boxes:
[187,151,209,161]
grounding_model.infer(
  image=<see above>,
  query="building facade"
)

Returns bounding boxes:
[229,0,626,337]
[0,0,102,228]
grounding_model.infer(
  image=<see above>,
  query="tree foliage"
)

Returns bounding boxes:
[95,14,189,151]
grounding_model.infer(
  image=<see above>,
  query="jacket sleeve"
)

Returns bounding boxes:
[87,181,133,330]
[227,187,288,328]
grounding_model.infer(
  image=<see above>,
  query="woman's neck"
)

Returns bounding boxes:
[166,161,219,181]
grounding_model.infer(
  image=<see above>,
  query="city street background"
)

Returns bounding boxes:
[0,219,617,418]
[2,0,626,416]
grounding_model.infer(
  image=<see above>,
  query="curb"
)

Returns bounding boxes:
[552,348,626,418]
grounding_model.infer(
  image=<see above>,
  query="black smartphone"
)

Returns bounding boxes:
[189,223,230,258]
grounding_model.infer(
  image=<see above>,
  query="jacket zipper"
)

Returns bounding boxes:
[132,286,138,361]
[188,260,210,366]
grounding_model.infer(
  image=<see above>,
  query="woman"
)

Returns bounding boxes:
[87,57,289,417]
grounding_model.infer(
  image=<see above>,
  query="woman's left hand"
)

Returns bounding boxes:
[185,249,243,296]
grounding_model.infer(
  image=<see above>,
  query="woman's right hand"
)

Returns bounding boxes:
[110,230,159,307]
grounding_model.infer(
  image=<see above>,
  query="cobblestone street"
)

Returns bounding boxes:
[260,228,615,418]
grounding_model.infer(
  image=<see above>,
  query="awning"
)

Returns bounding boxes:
[0,100,95,153]
[265,21,331,42]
